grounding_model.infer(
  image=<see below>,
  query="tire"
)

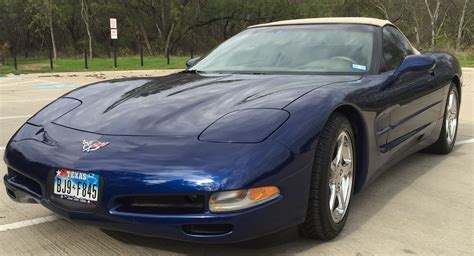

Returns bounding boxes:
[299,113,356,240]
[425,83,459,154]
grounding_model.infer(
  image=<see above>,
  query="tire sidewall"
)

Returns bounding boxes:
[319,117,356,231]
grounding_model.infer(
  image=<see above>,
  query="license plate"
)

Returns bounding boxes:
[53,169,100,204]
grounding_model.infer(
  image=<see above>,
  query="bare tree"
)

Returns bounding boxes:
[145,0,190,64]
[47,0,57,59]
[424,0,441,48]
[80,0,93,59]
[409,6,421,48]
[435,4,452,44]
[136,14,154,56]
[370,0,404,23]
[456,0,471,50]
[373,0,390,20]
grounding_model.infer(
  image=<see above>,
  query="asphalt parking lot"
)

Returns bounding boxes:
[0,69,473,255]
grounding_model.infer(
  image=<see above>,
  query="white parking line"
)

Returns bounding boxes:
[0,80,54,87]
[0,216,61,232]
[0,147,4,150]
[0,115,31,120]
[0,98,55,103]
[455,138,474,146]
[10,88,75,93]
[0,78,24,81]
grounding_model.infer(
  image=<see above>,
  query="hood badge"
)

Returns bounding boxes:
[82,140,110,153]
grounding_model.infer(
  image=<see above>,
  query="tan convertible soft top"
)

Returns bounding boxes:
[249,17,392,28]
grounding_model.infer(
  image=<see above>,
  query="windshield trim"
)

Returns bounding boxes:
[249,22,383,29]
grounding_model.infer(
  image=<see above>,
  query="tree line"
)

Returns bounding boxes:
[0,0,472,63]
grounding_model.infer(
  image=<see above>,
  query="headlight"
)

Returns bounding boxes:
[199,109,289,143]
[209,186,280,212]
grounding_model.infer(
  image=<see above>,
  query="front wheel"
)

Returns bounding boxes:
[299,113,355,240]
[425,84,459,154]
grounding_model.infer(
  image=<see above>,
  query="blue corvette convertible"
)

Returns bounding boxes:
[4,17,462,243]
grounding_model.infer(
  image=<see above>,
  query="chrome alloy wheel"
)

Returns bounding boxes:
[446,91,458,144]
[329,131,353,223]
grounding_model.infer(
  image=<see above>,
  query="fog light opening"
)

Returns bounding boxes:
[182,224,233,236]
[6,188,16,199]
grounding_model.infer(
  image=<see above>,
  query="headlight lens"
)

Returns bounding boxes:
[209,186,280,212]
[27,97,81,126]
[199,109,289,143]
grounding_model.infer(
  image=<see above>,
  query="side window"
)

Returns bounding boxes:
[390,27,415,56]
[382,26,414,71]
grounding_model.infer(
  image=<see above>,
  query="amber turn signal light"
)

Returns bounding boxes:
[209,186,280,212]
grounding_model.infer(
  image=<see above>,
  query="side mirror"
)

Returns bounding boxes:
[185,57,200,69]
[395,55,435,76]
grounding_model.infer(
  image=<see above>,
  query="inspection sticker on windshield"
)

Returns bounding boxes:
[351,64,367,71]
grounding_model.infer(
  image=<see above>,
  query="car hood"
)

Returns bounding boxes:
[54,72,360,136]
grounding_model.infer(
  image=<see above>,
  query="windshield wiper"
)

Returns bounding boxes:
[213,71,269,75]
[182,70,269,75]
[246,72,268,75]
[181,69,204,74]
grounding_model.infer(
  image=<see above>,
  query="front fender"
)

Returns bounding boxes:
[269,82,373,194]
[271,86,355,154]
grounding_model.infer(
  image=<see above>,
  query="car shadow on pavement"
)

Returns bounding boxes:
[101,145,466,255]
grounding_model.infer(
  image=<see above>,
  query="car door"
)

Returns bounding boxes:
[380,26,443,155]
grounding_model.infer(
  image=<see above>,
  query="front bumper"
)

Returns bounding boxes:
[4,162,311,243]
[3,123,314,243]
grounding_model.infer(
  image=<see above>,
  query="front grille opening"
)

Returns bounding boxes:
[182,224,233,236]
[8,168,42,196]
[114,195,205,214]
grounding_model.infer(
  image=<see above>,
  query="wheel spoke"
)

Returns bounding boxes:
[341,134,352,174]
[335,140,343,165]
[337,189,345,210]
[450,119,457,138]
[447,94,453,112]
[329,183,336,210]
[331,157,338,172]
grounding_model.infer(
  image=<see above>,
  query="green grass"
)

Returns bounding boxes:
[457,54,474,67]
[0,56,188,75]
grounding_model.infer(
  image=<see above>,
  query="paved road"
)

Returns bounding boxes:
[0,69,472,255]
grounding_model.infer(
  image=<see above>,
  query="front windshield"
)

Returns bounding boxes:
[191,24,376,74]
